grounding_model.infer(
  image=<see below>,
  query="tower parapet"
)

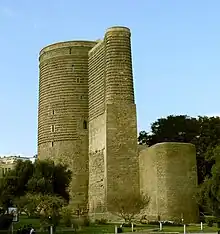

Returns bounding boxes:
[105,27,135,104]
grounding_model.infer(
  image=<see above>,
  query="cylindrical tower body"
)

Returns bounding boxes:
[104,27,139,208]
[105,26,135,104]
[38,40,96,207]
[139,142,199,223]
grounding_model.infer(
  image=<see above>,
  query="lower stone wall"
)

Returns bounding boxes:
[106,103,139,200]
[88,211,124,223]
[88,113,106,214]
[38,138,89,208]
[139,142,199,223]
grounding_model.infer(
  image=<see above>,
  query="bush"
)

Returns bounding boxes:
[82,217,90,227]
[205,216,216,227]
[122,223,136,227]
[140,219,148,224]
[148,220,185,226]
[148,221,159,225]
[95,218,107,225]
[28,215,40,219]
[63,217,72,227]
[117,227,123,233]
[0,214,13,230]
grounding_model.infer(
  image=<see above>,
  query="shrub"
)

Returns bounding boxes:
[117,227,123,233]
[122,223,136,227]
[148,220,185,226]
[82,217,90,227]
[0,214,13,230]
[205,216,216,227]
[95,218,107,225]
[140,219,148,224]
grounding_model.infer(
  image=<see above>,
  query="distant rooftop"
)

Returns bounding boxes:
[0,155,37,164]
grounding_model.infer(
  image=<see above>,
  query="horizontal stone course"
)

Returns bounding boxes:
[37,26,198,222]
[139,142,199,223]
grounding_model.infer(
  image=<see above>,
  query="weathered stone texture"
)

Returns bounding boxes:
[88,27,139,219]
[38,140,89,207]
[88,113,106,213]
[37,26,199,222]
[139,142,199,223]
[38,41,97,208]
[37,27,139,215]
[88,39,106,215]
[88,40,105,120]
[105,27,134,104]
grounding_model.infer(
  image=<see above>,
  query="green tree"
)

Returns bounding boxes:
[36,194,65,228]
[138,115,220,184]
[27,159,72,201]
[108,190,150,224]
[0,160,33,210]
[138,115,199,146]
[16,193,65,228]
[198,162,220,220]
[0,159,72,209]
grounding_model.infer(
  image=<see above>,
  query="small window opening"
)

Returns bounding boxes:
[69,48,72,54]
[52,110,55,115]
[51,125,55,132]
[72,65,74,72]
[83,120,87,129]
[51,142,54,147]
[76,78,80,83]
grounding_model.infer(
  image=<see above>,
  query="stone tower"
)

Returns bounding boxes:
[37,26,139,213]
[38,40,97,207]
[139,142,199,223]
[37,26,199,222]
[88,26,139,218]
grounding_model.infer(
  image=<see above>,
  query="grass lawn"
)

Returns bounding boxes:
[12,215,219,233]
[161,224,218,233]
[13,216,41,230]
[12,216,156,233]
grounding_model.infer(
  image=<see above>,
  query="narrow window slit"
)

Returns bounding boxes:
[83,120,87,129]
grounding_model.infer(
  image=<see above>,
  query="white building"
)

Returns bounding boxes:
[0,155,37,177]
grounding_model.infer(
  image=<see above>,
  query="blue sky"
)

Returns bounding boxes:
[0,0,220,156]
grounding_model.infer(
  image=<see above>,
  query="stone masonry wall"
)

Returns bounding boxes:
[37,27,200,223]
[87,26,140,219]
[38,41,97,208]
[88,40,105,121]
[88,40,106,215]
[139,142,199,223]
[104,27,139,204]
[106,104,139,196]
[88,114,106,214]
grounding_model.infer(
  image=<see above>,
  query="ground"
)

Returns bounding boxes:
[12,215,219,233]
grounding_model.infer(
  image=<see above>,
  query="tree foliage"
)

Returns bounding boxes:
[108,190,150,223]
[0,160,33,209]
[0,159,72,210]
[27,160,71,200]
[198,163,220,218]
[138,115,220,184]
[14,193,66,227]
